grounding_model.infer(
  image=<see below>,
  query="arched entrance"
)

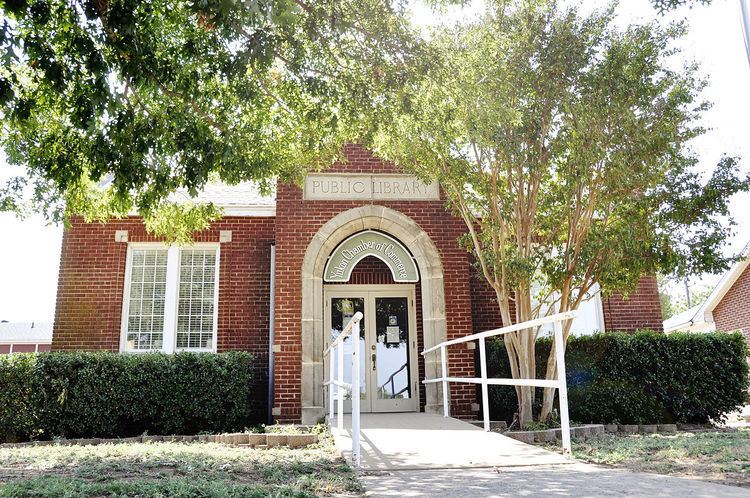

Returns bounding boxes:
[300,205,447,424]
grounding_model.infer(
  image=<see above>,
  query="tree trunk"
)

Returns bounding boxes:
[511,285,536,427]
[539,319,572,422]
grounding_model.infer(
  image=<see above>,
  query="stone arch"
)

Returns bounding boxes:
[300,205,447,423]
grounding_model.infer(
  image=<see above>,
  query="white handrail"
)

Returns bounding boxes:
[323,311,363,467]
[422,310,577,457]
[324,311,362,356]
[422,310,578,355]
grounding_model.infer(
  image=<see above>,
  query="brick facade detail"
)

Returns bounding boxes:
[51,143,666,425]
[601,275,663,332]
[272,144,477,422]
[713,263,750,346]
[52,216,275,418]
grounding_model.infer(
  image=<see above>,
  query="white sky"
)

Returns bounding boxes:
[1,0,749,322]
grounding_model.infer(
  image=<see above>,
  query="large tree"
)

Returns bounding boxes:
[375,0,749,425]
[0,0,419,239]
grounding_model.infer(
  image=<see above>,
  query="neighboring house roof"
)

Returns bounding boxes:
[0,322,53,344]
[170,181,276,216]
[663,240,750,333]
[663,304,713,333]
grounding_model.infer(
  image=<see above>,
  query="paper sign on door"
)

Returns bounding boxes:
[386,326,400,344]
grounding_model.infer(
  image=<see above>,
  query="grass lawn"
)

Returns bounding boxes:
[551,429,750,488]
[0,430,361,497]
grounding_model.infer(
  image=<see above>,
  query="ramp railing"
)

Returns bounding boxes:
[323,311,363,466]
[422,310,577,456]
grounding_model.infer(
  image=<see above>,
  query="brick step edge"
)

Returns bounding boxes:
[1,433,319,449]
[505,423,681,444]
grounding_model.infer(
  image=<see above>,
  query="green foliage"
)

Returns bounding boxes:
[657,274,712,319]
[486,331,749,424]
[0,0,421,238]
[377,0,749,298]
[650,0,713,13]
[0,352,258,442]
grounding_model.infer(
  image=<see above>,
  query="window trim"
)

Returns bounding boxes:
[120,242,220,353]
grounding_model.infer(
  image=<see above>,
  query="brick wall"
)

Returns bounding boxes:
[470,268,662,334]
[602,275,663,332]
[52,215,275,417]
[713,263,750,346]
[273,144,477,422]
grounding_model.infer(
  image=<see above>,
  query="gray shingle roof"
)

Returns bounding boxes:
[0,322,53,343]
[171,181,276,209]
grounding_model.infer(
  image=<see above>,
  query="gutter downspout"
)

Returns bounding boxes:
[268,243,276,424]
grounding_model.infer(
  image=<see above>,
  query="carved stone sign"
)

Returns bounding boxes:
[324,230,419,282]
[304,173,439,201]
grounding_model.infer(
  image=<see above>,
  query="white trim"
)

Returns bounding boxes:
[323,230,419,283]
[163,246,180,354]
[119,242,220,354]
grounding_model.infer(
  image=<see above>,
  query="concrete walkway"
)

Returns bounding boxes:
[361,464,749,497]
[331,413,747,496]
[330,413,570,470]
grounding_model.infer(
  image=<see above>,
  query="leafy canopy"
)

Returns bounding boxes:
[375,0,749,423]
[0,0,420,236]
[377,0,748,301]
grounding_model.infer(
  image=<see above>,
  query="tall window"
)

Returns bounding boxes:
[121,244,219,353]
[125,249,168,350]
[177,249,217,349]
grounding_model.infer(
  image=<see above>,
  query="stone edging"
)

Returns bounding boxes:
[505,423,679,444]
[1,432,318,449]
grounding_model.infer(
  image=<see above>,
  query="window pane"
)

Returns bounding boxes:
[125,248,168,351]
[176,249,217,350]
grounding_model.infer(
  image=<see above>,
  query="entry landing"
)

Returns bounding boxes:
[330,413,571,470]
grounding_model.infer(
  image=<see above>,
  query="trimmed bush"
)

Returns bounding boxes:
[486,331,749,425]
[0,352,258,442]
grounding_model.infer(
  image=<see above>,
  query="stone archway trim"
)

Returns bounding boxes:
[299,205,448,424]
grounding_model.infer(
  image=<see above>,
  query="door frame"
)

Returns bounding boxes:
[323,284,420,413]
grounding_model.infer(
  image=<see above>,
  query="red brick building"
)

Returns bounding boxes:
[52,145,664,423]
[666,241,750,349]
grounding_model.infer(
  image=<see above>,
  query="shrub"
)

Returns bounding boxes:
[486,331,749,425]
[0,352,258,442]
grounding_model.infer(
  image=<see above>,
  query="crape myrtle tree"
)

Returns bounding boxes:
[0,0,421,241]
[375,0,749,425]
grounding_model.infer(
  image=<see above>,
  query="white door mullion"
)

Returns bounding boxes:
[163,246,180,354]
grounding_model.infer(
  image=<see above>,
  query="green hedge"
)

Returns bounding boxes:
[0,352,259,442]
[486,331,749,425]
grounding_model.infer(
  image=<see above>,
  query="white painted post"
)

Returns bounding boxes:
[351,318,361,467]
[553,319,572,457]
[440,345,449,417]
[337,341,344,431]
[479,337,490,431]
[328,348,335,424]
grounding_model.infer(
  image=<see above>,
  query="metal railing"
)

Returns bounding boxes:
[422,310,578,456]
[323,311,363,466]
[378,362,409,398]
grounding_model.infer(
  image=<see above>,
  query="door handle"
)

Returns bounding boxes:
[371,353,376,371]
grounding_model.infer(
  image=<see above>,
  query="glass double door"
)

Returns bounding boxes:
[325,285,418,413]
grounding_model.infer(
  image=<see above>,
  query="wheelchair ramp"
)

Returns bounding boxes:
[330,413,570,470]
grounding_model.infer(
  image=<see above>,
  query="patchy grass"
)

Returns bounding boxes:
[549,429,750,488]
[0,430,361,497]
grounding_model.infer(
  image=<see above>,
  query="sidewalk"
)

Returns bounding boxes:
[361,463,749,497]
[331,413,570,470]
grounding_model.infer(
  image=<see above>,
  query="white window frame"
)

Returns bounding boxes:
[120,242,220,353]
